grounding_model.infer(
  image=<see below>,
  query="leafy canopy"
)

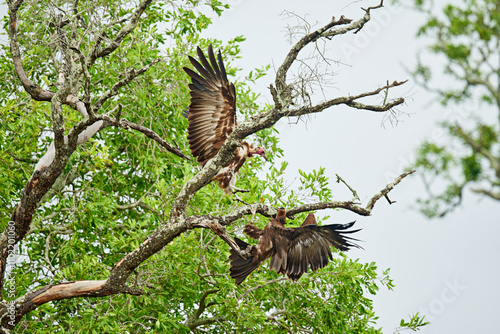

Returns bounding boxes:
[410,0,500,217]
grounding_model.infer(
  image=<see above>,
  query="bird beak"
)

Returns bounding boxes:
[260,151,268,161]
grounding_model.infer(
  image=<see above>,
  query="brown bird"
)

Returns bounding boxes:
[183,45,268,194]
[229,208,361,284]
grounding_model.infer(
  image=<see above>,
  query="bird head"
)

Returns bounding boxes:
[276,207,287,224]
[250,147,268,161]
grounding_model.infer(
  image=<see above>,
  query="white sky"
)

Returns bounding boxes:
[1,0,499,333]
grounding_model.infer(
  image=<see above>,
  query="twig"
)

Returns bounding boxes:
[366,170,416,211]
[100,115,188,159]
[193,220,250,260]
[336,174,360,201]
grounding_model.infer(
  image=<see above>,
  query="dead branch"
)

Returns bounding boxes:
[286,80,408,117]
[336,174,360,201]
[366,170,416,211]
[0,280,141,330]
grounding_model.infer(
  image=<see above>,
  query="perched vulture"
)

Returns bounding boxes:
[183,45,268,194]
[229,208,361,284]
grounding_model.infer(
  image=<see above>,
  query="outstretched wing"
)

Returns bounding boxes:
[183,45,237,165]
[270,220,361,280]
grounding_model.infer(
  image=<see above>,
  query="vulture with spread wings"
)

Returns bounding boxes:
[229,208,361,284]
[183,45,267,194]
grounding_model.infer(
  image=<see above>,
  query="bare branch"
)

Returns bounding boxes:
[0,280,141,329]
[336,174,360,201]
[366,170,416,211]
[275,15,353,97]
[286,80,408,117]
[274,0,386,107]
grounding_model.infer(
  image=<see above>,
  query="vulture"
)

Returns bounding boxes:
[183,45,268,194]
[229,208,361,284]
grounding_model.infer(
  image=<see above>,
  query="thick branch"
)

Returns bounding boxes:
[0,279,141,329]
[7,0,53,101]
[7,1,88,116]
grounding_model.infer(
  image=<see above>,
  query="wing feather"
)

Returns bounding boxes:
[184,45,237,164]
[300,213,318,227]
[272,221,361,280]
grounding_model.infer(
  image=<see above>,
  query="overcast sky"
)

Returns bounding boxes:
[1,0,499,333]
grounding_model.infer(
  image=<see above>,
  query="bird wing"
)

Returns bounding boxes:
[300,212,318,227]
[184,45,237,165]
[270,221,361,280]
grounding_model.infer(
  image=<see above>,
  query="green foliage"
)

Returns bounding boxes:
[461,154,482,181]
[0,0,397,332]
[396,313,430,332]
[414,142,455,173]
[410,0,500,217]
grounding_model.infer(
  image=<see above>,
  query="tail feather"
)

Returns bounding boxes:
[229,237,260,285]
[307,221,363,252]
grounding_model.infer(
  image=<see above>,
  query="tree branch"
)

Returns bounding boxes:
[285,80,407,117]
[336,174,360,201]
[89,0,154,65]
[366,170,415,211]
[91,59,161,114]
[184,289,223,330]
[471,187,500,200]
[0,280,141,329]
[100,115,189,160]
[7,0,88,116]
[454,125,500,179]
[275,15,354,101]
[274,0,386,107]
